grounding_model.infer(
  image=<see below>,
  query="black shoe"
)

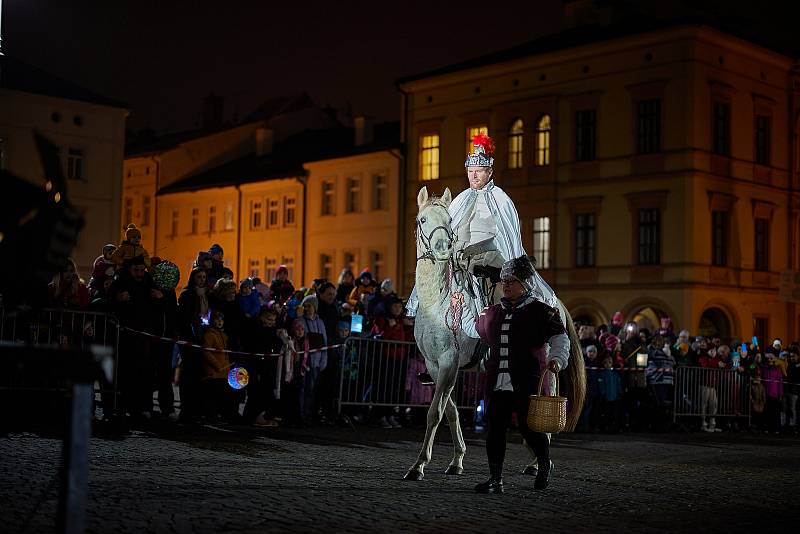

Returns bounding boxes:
[474,477,504,494]
[417,373,434,386]
[534,460,553,490]
[521,464,538,477]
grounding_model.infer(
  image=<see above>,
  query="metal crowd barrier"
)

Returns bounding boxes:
[337,336,485,413]
[672,366,750,424]
[0,307,120,414]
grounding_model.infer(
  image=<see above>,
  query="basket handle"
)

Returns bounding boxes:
[536,367,559,397]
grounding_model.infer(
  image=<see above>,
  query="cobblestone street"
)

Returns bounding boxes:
[1,423,798,533]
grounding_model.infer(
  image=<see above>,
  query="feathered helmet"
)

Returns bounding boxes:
[500,255,535,291]
[465,133,495,168]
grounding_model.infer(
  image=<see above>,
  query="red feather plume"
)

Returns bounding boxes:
[471,133,495,157]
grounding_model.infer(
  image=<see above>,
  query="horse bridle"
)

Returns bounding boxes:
[416,204,454,263]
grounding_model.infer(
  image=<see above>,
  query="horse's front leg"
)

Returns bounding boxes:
[444,395,466,475]
[403,364,456,481]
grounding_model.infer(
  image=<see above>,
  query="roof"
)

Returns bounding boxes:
[243,92,316,122]
[157,121,400,195]
[0,54,127,109]
[397,16,799,86]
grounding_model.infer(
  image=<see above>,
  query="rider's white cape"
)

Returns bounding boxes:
[407,180,559,337]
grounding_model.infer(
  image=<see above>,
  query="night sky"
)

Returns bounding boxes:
[3,0,795,135]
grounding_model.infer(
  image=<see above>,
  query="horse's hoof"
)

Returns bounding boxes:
[403,470,424,481]
[444,465,463,475]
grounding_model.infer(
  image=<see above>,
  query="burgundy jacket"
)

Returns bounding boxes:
[476,296,565,397]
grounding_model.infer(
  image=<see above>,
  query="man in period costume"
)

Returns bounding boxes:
[473,256,570,493]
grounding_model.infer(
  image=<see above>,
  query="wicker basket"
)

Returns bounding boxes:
[527,369,567,434]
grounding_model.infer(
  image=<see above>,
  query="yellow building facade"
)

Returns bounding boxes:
[398,24,800,342]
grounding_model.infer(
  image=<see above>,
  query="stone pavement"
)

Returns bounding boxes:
[1,422,798,533]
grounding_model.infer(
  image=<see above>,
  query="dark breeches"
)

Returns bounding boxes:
[485,390,549,470]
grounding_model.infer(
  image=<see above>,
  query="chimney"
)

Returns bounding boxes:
[354,116,374,146]
[255,127,274,156]
[202,93,224,129]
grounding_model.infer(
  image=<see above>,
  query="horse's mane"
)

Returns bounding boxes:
[420,195,449,211]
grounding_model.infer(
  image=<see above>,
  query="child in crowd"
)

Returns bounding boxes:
[236,278,261,318]
[597,354,623,432]
[284,290,305,322]
[111,224,151,268]
[750,373,766,431]
[276,320,309,426]
[89,244,117,295]
[201,310,235,422]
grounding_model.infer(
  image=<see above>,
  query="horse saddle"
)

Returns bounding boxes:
[461,238,498,258]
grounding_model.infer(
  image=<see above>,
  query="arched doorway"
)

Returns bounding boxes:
[567,299,608,329]
[698,307,732,339]
[629,306,670,335]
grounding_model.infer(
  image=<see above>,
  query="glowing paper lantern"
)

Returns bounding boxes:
[227,367,249,390]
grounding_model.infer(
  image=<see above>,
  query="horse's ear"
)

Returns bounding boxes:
[441,188,452,206]
[417,186,429,208]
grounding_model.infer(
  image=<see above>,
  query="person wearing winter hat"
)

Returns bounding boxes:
[405,133,560,340]
[89,244,118,297]
[299,293,328,422]
[270,265,295,305]
[368,278,398,317]
[111,223,151,268]
[348,268,377,308]
[208,244,225,282]
[236,278,261,318]
[609,311,624,336]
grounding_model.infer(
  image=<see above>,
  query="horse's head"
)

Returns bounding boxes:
[416,186,453,263]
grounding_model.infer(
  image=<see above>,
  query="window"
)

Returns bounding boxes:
[346,177,361,213]
[142,196,151,226]
[507,119,524,169]
[419,134,440,181]
[713,102,731,156]
[711,211,728,267]
[281,256,295,281]
[170,209,179,237]
[248,259,260,278]
[321,180,335,215]
[535,115,551,166]
[637,99,661,154]
[343,250,359,275]
[575,110,596,161]
[224,202,234,231]
[755,115,770,166]
[268,198,280,228]
[191,208,199,235]
[124,197,133,225]
[284,196,297,226]
[251,201,263,229]
[754,316,769,346]
[369,250,385,281]
[754,218,769,271]
[208,205,216,233]
[575,213,596,267]
[532,216,551,270]
[66,147,85,180]
[320,253,333,281]
[265,258,277,281]
[637,208,660,265]
[466,125,488,155]
[372,173,387,210]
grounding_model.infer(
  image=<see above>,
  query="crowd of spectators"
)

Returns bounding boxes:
[27,231,800,435]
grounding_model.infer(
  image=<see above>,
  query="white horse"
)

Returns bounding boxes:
[403,186,479,480]
[404,186,586,481]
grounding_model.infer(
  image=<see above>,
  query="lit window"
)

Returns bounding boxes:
[191,208,199,234]
[372,173,387,210]
[251,201,263,229]
[142,196,151,226]
[466,125,488,155]
[532,217,550,269]
[321,180,335,215]
[208,205,217,233]
[124,198,133,225]
[224,202,234,231]
[265,257,277,281]
[343,250,359,275]
[268,198,280,227]
[346,177,361,213]
[369,250,385,281]
[66,147,85,180]
[508,119,524,169]
[419,134,440,181]
[320,253,333,281]
[281,256,295,281]
[284,196,297,226]
[170,209,178,237]
[248,259,260,278]
[536,115,551,166]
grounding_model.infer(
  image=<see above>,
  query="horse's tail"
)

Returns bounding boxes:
[562,310,586,432]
